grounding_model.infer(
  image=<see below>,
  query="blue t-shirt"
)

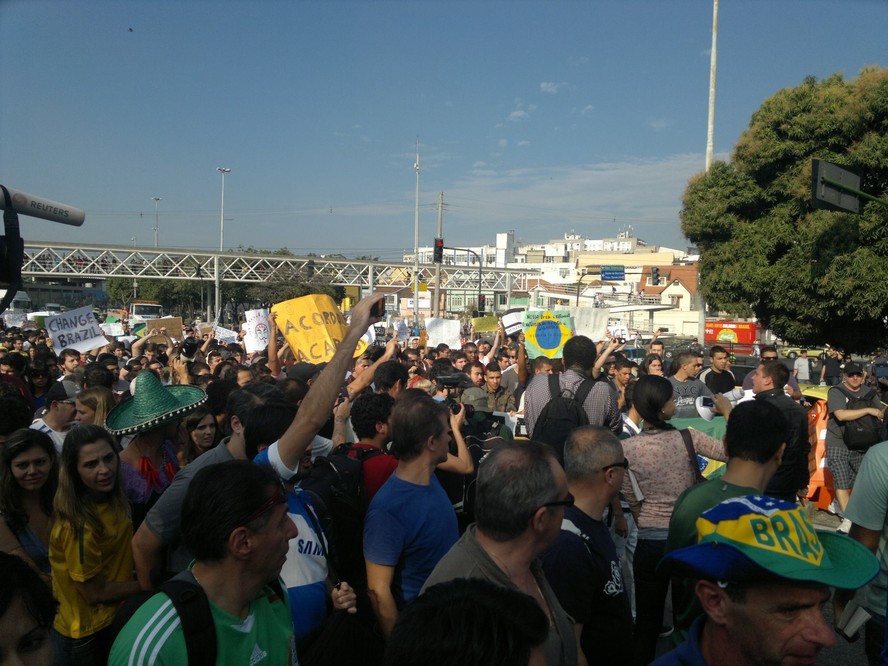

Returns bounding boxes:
[363,473,458,607]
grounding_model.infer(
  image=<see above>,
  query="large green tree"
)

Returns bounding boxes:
[682,68,888,353]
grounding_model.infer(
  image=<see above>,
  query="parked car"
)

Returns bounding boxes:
[780,345,828,360]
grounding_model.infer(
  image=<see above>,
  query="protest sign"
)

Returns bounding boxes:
[396,320,409,342]
[21,319,37,332]
[45,306,107,354]
[501,308,524,336]
[100,322,125,337]
[272,294,367,363]
[145,317,184,341]
[243,308,270,354]
[426,318,461,349]
[569,307,611,340]
[4,312,26,328]
[213,325,239,344]
[522,310,573,359]
[472,316,499,333]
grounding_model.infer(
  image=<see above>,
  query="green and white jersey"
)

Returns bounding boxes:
[109,579,296,666]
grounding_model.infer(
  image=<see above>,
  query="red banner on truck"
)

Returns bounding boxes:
[705,320,758,355]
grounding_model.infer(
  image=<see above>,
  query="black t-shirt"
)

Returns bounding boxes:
[702,368,736,393]
[540,505,633,664]
[823,356,842,379]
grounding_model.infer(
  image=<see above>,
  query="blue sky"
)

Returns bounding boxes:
[1,0,885,260]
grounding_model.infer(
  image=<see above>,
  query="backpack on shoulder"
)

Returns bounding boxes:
[298,443,384,585]
[110,570,287,666]
[531,374,596,464]
[830,385,883,451]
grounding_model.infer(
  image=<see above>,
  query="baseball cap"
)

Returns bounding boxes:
[844,362,864,375]
[45,380,79,404]
[461,387,493,413]
[659,495,878,590]
[288,362,327,382]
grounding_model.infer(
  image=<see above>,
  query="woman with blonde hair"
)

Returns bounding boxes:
[50,425,140,665]
[74,387,115,427]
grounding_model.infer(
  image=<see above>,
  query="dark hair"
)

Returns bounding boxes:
[0,392,32,437]
[205,378,238,417]
[562,335,597,373]
[639,353,663,376]
[82,363,115,390]
[449,350,467,364]
[759,360,789,389]
[531,357,554,373]
[0,429,58,533]
[709,345,727,358]
[181,406,219,461]
[724,401,788,463]
[673,351,697,371]
[58,348,80,361]
[0,353,26,374]
[389,390,448,461]
[225,383,296,460]
[385,578,547,666]
[632,374,676,431]
[182,461,282,561]
[351,393,395,441]
[55,425,127,535]
[435,343,450,353]
[760,345,778,356]
[374,360,409,394]
[0,551,57,629]
[475,441,558,541]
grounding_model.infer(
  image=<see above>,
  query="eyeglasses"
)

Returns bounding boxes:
[242,482,287,526]
[541,491,575,510]
[762,355,778,361]
[602,458,630,472]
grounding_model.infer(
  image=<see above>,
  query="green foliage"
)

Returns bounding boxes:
[681,68,888,353]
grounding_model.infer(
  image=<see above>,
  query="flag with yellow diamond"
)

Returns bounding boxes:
[523,310,574,358]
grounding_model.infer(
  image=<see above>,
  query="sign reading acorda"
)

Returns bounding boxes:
[272,294,367,363]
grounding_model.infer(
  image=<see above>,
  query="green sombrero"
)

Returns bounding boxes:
[105,371,207,436]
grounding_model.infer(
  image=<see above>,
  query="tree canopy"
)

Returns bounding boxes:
[681,68,888,353]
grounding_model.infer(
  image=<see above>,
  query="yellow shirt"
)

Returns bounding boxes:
[50,502,134,638]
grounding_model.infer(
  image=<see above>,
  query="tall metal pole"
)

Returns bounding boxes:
[152,197,161,248]
[433,191,443,317]
[705,0,718,171]
[413,141,420,328]
[215,167,230,323]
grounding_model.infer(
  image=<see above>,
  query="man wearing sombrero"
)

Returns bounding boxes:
[652,495,879,665]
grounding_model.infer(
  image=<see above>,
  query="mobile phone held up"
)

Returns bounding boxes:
[370,299,385,319]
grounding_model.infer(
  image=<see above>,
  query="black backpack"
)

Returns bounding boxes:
[298,443,384,585]
[531,374,596,464]
[831,385,883,451]
[110,570,286,665]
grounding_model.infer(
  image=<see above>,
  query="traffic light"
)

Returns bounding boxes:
[478,294,486,311]
[433,237,444,263]
[651,267,660,285]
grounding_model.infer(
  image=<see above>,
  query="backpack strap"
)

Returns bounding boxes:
[161,571,217,666]
[547,373,561,400]
[573,378,596,407]
[679,429,705,484]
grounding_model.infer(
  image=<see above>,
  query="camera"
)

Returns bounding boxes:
[445,398,474,419]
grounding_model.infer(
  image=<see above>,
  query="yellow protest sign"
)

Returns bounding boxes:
[272,294,367,363]
[472,316,499,333]
[524,311,573,358]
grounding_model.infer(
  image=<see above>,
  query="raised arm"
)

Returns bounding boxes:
[267,311,281,377]
[276,293,385,470]
[347,337,398,399]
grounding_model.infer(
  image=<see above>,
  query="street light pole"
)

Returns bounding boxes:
[412,141,420,328]
[151,197,161,248]
[215,167,230,323]
[576,272,592,306]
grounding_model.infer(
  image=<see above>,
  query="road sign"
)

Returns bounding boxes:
[600,265,625,281]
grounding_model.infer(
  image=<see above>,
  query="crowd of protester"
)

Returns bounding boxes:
[0,299,885,665]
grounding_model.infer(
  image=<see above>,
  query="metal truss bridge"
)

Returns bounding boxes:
[21,242,536,294]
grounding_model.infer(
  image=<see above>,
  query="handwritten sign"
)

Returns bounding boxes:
[145,317,184,341]
[45,306,107,354]
[243,308,270,354]
[213,325,239,344]
[472,316,499,333]
[522,310,573,359]
[426,318,461,349]
[272,294,367,363]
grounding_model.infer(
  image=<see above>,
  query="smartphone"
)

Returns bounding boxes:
[700,397,715,408]
[370,300,385,319]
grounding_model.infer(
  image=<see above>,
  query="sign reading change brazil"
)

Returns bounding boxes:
[45,306,107,354]
[272,294,368,363]
[522,310,573,359]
